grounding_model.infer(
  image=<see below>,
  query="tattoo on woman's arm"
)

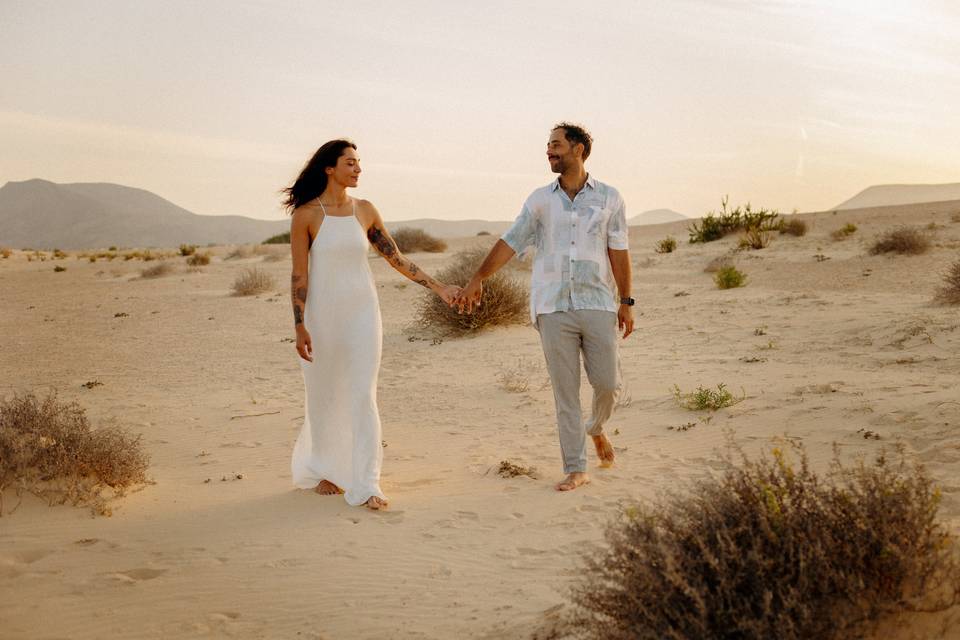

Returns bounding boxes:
[291,274,306,325]
[366,225,396,258]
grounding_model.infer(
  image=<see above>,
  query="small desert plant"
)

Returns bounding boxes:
[1,248,11,259]
[869,226,931,256]
[497,460,539,479]
[179,244,196,256]
[672,383,743,411]
[263,231,291,244]
[831,223,858,240]
[225,246,251,260]
[232,267,275,296]
[0,393,150,516]
[738,226,773,250]
[497,357,539,393]
[186,252,211,267]
[689,196,780,243]
[934,257,960,305]
[566,442,960,640]
[779,217,808,236]
[139,261,173,279]
[392,227,447,253]
[53,265,66,272]
[415,246,528,335]
[52,249,67,259]
[476,230,492,236]
[714,265,746,289]
[655,236,677,253]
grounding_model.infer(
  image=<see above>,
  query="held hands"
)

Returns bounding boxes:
[436,283,462,306]
[452,278,482,314]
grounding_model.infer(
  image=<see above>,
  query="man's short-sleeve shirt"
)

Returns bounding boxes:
[501,175,628,325]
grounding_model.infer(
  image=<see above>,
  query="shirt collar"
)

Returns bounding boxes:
[551,174,596,192]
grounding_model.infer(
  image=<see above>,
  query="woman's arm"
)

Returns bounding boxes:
[290,206,313,361]
[361,202,459,302]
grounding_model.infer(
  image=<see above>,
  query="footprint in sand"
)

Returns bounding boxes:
[108,568,167,584]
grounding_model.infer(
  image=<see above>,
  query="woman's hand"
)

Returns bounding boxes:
[436,283,462,306]
[296,326,314,362]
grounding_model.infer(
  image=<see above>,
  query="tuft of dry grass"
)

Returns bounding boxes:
[179,244,196,256]
[951,212,960,224]
[779,217,808,237]
[566,441,960,640]
[655,236,677,254]
[934,257,960,305]
[139,261,174,279]
[232,267,275,296]
[0,248,11,259]
[0,393,150,516]
[497,460,539,479]
[869,226,931,256]
[831,223,858,241]
[415,246,528,335]
[714,265,746,289]
[186,252,211,267]
[392,227,447,253]
[53,265,66,272]
[497,357,540,393]
[738,226,773,250]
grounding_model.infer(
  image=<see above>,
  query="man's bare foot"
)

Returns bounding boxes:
[592,433,616,468]
[556,472,590,491]
[365,496,388,510]
[314,480,343,495]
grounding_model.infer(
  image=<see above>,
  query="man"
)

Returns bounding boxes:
[454,122,634,492]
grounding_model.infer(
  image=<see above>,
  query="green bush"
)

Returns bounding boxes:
[689,197,780,244]
[566,442,960,640]
[714,265,746,289]
[672,383,743,411]
[830,223,857,241]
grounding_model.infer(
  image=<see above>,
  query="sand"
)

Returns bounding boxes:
[1,202,959,639]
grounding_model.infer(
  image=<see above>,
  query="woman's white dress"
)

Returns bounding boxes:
[291,206,386,506]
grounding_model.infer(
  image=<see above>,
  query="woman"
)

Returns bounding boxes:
[284,139,458,510]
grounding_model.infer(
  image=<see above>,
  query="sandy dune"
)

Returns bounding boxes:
[1,201,959,639]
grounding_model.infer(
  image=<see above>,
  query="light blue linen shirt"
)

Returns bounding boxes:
[502,175,628,325]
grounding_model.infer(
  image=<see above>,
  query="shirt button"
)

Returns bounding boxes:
[571,240,575,245]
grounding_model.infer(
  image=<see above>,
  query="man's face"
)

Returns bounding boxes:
[546,128,580,174]
[327,147,361,187]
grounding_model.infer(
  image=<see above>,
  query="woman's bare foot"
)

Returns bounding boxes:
[365,496,388,510]
[314,480,343,495]
[556,472,590,491]
[592,433,616,468]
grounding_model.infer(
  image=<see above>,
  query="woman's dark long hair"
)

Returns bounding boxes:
[282,139,357,214]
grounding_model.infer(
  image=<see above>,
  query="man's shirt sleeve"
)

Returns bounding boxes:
[501,199,537,254]
[607,191,629,250]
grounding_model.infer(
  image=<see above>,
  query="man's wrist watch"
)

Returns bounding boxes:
[620,297,635,306]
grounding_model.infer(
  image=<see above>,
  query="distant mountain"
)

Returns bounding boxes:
[628,209,687,226]
[0,179,288,249]
[386,218,512,238]
[833,183,960,210]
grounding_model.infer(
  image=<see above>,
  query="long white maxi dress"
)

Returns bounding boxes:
[291,204,387,506]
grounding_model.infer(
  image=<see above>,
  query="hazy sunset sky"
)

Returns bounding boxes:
[2,1,958,221]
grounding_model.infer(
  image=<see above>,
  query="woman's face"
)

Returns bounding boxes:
[327,147,361,188]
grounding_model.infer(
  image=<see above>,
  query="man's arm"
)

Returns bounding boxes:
[455,239,517,313]
[608,248,634,339]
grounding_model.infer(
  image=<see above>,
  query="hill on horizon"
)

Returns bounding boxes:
[833,183,960,210]
[628,208,687,226]
[0,179,290,250]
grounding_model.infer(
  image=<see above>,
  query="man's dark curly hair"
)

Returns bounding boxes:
[552,122,593,160]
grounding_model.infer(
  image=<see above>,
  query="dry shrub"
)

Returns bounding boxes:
[655,236,677,254]
[393,227,447,253]
[780,218,808,237]
[497,357,540,393]
[738,227,772,250]
[951,212,960,224]
[831,223,858,241]
[869,226,931,256]
[477,230,492,236]
[934,257,960,305]
[179,244,196,256]
[1,248,11,259]
[139,261,174,278]
[186,252,211,266]
[415,246,528,335]
[715,265,746,289]
[497,460,539,479]
[566,442,960,640]
[232,266,275,296]
[53,265,66,272]
[0,393,149,516]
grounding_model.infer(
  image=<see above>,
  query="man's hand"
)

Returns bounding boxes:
[454,278,483,314]
[296,326,314,362]
[436,283,462,306]
[618,304,635,339]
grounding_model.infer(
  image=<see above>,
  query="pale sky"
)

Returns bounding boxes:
[2,0,958,221]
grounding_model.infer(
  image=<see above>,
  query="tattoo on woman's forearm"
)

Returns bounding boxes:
[366,225,396,257]
[293,306,303,324]
[291,274,306,324]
